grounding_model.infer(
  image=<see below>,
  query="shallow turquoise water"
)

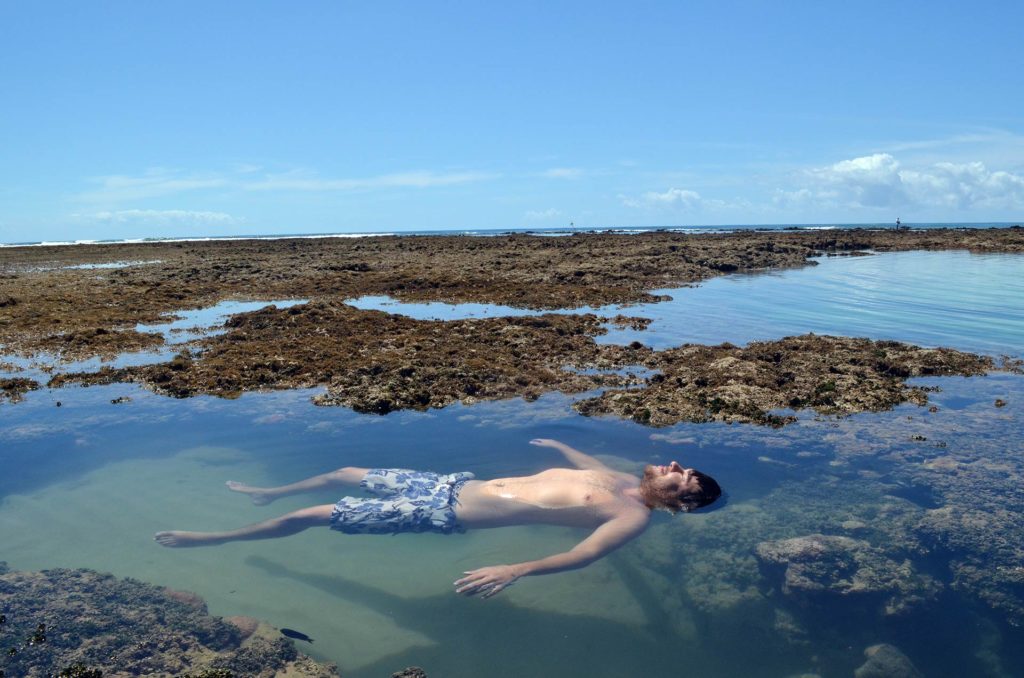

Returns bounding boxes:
[2,250,1024,677]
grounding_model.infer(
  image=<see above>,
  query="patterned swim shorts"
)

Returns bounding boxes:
[329,468,476,535]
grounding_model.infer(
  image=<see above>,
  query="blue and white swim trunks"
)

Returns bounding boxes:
[329,468,476,535]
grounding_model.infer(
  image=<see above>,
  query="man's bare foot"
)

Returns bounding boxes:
[226,480,273,505]
[154,531,220,548]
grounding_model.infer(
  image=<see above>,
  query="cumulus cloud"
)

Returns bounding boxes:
[621,188,703,210]
[786,153,1024,211]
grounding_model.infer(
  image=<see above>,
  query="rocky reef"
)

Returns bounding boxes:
[0,563,338,677]
[5,229,1019,425]
[575,334,1014,426]
[2,227,1021,361]
[754,534,940,616]
[45,300,1012,426]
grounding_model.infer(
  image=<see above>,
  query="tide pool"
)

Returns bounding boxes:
[2,250,1023,677]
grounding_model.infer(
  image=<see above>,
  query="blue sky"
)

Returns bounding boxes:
[2,1,1023,243]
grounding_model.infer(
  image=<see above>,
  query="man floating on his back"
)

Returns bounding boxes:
[155,439,722,598]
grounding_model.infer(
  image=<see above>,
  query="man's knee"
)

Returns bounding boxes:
[332,467,366,483]
[287,505,334,526]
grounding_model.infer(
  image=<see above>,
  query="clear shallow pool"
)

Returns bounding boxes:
[2,251,1024,677]
[350,251,1024,358]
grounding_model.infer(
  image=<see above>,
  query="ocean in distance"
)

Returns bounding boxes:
[2,221,1020,247]
[1,239,1023,676]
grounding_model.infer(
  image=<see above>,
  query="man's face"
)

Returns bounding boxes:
[646,461,700,497]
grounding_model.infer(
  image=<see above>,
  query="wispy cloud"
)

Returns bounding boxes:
[541,167,584,179]
[78,169,227,203]
[243,170,497,192]
[876,129,1024,155]
[524,208,563,221]
[83,209,244,226]
[76,167,498,204]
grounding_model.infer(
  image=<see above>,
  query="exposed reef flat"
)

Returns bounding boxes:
[2,227,1022,359]
[4,228,1022,423]
[575,334,1018,427]
[0,562,339,677]
[46,298,1016,425]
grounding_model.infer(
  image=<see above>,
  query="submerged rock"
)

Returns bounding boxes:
[0,566,338,677]
[392,668,429,678]
[854,643,922,678]
[755,534,939,615]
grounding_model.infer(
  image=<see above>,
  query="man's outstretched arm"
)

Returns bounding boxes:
[454,513,648,598]
[529,438,611,471]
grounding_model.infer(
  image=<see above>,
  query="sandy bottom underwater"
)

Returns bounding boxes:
[0,444,677,677]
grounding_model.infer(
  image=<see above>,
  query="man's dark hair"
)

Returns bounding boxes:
[681,470,722,512]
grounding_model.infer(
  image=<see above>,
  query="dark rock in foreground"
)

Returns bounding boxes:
[0,564,338,677]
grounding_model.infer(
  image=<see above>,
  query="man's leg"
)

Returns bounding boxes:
[226,467,369,505]
[154,504,335,548]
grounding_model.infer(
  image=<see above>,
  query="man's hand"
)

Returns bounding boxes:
[529,438,563,449]
[454,565,521,599]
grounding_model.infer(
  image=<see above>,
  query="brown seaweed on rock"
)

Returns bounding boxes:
[47,314,1011,428]
[49,302,654,412]
[574,334,1007,427]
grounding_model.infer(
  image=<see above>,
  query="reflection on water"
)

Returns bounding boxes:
[2,251,1024,677]
[351,251,1024,358]
[135,298,307,345]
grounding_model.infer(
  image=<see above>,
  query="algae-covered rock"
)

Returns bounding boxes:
[755,534,939,615]
[854,643,922,678]
[575,334,1005,427]
[0,566,339,677]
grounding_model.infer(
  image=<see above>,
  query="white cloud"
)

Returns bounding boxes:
[525,208,563,221]
[621,187,703,210]
[87,209,243,226]
[541,167,583,179]
[790,153,1024,211]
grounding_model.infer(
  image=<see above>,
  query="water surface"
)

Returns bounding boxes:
[2,250,1023,677]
